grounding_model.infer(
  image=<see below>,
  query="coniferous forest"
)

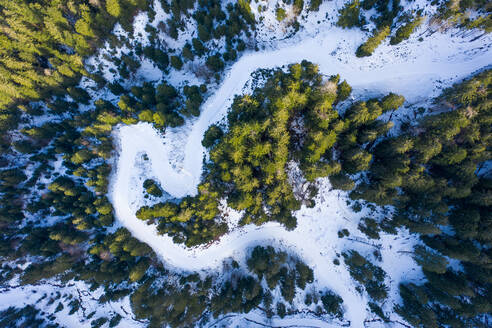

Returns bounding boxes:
[0,0,491,327]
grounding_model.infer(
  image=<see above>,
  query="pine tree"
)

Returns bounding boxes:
[413,245,449,274]
[356,26,390,57]
[390,16,424,45]
[106,0,122,17]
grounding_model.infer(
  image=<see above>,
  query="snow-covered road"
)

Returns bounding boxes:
[109,27,491,327]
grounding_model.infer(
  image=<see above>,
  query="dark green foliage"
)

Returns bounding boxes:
[390,16,424,45]
[182,43,194,61]
[109,314,122,328]
[358,217,381,239]
[329,173,355,191]
[0,305,57,328]
[337,80,352,102]
[107,82,125,95]
[0,0,149,110]
[380,93,405,111]
[413,245,448,274]
[395,283,438,327]
[67,87,91,105]
[22,254,78,285]
[356,26,390,57]
[343,250,388,301]
[136,61,403,246]
[345,70,492,326]
[211,275,264,317]
[338,229,350,238]
[54,302,64,313]
[320,290,344,318]
[275,302,286,318]
[182,85,203,117]
[206,54,225,72]
[170,56,183,70]
[368,301,389,321]
[337,0,364,28]
[130,245,321,327]
[310,0,323,11]
[91,317,108,328]
[192,38,206,56]
[132,279,207,327]
[143,46,169,70]
[202,124,224,148]
[85,228,154,285]
[143,179,163,197]
[246,246,313,301]
[137,182,227,247]
[197,24,211,42]
[116,81,189,128]
[437,0,491,32]
[247,246,287,281]
[296,261,314,289]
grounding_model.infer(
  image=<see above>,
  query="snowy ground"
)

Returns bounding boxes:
[3,1,491,326]
[108,22,492,328]
[0,280,142,328]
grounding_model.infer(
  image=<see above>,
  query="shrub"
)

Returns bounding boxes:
[106,0,121,17]
[337,0,364,28]
[390,16,424,45]
[143,179,163,197]
[310,0,323,11]
[329,173,355,191]
[276,302,286,318]
[170,56,183,70]
[337,80,352,102]
[192,38,206,56]
[358,217,381,239]
[320,290,344,318]
[182,43,194,61]
[202,124,224,148]
[206,54,224,72]
[276,7,287,21]
[356,26,390,57]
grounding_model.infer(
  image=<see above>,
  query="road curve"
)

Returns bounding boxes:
[109,27,492,327]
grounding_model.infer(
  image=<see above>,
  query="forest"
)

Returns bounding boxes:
[2,62,490,327]
[0,0,490,327]
[337,0,491,57]
[355,70,492,328]
[128,245,343,327]
[0,0,256,136]
[136,61,404,246]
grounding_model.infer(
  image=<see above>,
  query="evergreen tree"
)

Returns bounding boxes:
[356,26,390,57]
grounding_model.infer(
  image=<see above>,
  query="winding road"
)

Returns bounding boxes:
[109,27,492,327]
